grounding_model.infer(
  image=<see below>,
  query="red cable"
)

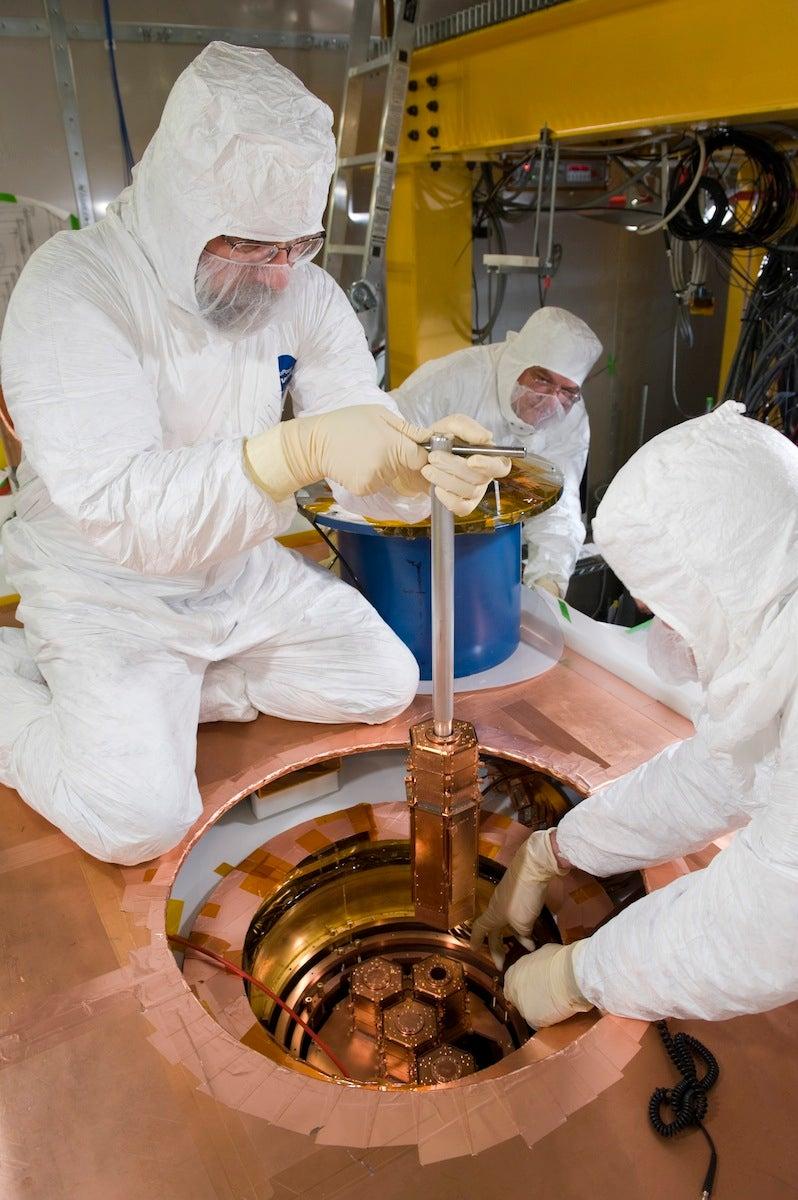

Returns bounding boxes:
[168,933,352,1080]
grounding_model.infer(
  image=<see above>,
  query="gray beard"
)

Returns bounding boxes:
[195,283,279,336]
[193,254,290,337]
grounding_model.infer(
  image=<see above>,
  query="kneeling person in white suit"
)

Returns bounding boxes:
[0,43,509,866]
[472,404,798,1024]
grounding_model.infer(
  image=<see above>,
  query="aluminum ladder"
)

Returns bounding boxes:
[322,0,419,376]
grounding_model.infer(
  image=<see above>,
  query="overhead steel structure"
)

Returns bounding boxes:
[382,0,798,386]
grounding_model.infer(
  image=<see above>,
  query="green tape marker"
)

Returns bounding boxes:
[0,193,18,204]
[69,214,80,229]
[606,353,617,377]
[558,599,571,623]
[625,617,653,633]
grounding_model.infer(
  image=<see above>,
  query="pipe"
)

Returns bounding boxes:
[638,382,649,448]
[532,127,549,265]
[430,432,454,738]
[545,136,560,271]
[422,441,525,457]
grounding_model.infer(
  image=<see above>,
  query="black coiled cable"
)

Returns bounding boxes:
[649,1019,720,1198]
[666,128,795,250]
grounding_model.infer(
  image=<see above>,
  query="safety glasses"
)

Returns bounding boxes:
[220,232,325,266]
[524,369,581,407]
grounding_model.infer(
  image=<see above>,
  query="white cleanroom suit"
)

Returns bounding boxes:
[393,307,602,596]
[478,403,798,1023]
[0,43,506,866]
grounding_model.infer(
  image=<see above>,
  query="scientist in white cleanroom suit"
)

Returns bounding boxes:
[0,43,510,866]
[393,307,603,597]
[472,403,798,1022]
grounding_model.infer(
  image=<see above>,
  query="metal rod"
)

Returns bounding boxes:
[532,126,549,262]
[638,383,649,448]
[545,136,560,270]
[422,442,526,457]
[430,433,455,739]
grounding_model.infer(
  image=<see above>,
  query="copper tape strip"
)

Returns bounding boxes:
[0,832,74,875]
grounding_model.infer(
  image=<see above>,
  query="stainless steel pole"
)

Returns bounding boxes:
[421,441,525,457]
[430,432,454,739]
[638,382,649,448]
[545,137,560,271]
[532,126,549,264]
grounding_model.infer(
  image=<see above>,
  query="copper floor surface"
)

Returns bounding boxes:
[1,649,796,1199]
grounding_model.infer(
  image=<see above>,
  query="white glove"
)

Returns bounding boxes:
[503,940,593,1028]
[470,829,567,968]
[244,405,428,501]
[416,413,512,518]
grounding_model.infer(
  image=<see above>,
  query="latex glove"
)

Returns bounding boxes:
[536,576,562,598]
[503,941,593,1028]
[422,449,511,518]
[411,413,510,517]
[470,829,567,968]
[245,405,435,501]
[245,408,509,516]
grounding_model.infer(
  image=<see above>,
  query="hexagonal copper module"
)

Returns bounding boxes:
[382,997,439,1083]
[349,957,404,1036]
[418,1044,476,1086]
[412,954,469,1038]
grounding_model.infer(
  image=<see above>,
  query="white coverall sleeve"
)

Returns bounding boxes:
[391,348,491,429]
[1,258,294,576]
[556,733,752,877]
[288,268,428,522]
[522,404,589,594]
[572,776,798,1020]
[558,734,798,1019]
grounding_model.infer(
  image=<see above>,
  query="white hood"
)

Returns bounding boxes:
[110,41,336,314]
[496,307,602,435]
[592,402,798,768]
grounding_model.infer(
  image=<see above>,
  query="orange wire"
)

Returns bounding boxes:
[168,933,352,1080]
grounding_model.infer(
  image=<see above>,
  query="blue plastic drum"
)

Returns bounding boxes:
[319,514,522,680]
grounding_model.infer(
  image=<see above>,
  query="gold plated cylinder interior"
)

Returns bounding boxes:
[242,832,552,1086]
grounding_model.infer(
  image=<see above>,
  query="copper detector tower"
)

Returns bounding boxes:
[407,433,484,929]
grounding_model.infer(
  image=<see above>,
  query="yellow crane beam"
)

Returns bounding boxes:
[386,0,798,383]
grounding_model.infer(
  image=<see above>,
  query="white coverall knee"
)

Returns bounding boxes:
[2,544,417,866]
[0,43,421,865]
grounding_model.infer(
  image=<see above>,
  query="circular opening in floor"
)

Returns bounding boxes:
[175,751,633,1091]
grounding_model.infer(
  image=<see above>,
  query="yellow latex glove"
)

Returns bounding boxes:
[536,576,562,598]
[244,405,427,501]
[503,941,593,1028]
[244,407,511,516]
[470,829,567,968]
[412,413,511,517]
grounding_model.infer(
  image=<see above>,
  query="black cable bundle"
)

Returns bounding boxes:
[723,226,798,441]
[102,0,135,185]
[649,1019,720,1198]
[666,129,795,249]
[658,126,798,439]
[472,163,509,343]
